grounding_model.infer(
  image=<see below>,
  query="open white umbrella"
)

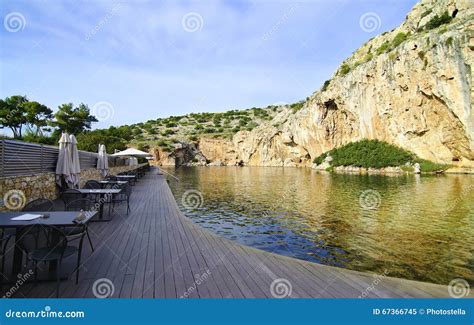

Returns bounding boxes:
[112,147,151,157]
[97,144,109,177]
[69,134,81,188]
[55,132,73,187]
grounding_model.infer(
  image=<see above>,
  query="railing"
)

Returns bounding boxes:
[0,139,125,178]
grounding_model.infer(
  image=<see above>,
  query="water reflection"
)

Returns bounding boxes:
[164,166,474,285]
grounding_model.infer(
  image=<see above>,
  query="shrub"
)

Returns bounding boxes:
[313,152,329,165]
[290,101,305,113]
[321,80,330,92]
[414,159,450,172]
[376,41,390,55]
[391,32,409,48]
[363,52,373,63]
[161,129,175,136]
[388,51,398,61]
[339,63,351,76]
[312,139,416,168]
[445,36,453,46]
[424,11,452,30]
[420,8,433,19]
[312,139,449,171]
[157,139,168,146]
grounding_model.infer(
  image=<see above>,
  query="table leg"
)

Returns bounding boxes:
[12,235,23,276]
[99,193,104,220]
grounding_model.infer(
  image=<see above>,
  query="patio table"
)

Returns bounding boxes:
[116,175,136,185]
[77,189,121,221]
[97,180,128,188]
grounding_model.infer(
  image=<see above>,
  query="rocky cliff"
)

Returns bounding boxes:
[155,0,474,169]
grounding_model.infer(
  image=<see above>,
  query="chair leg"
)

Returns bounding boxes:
[33,260,38,283]
[56,260,62,298]
[0,255,4,286]
[86,229,94,252]
[76,242,83,285]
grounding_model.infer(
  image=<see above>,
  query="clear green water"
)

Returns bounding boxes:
[164,166,474,285]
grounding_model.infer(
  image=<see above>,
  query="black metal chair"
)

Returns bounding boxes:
[109,183,132,215]
[60,189,82,208]
[0,199,56,283]
[0,229,14,284]
[65,199,95,252]
[16,224,85,297]
[104,175,117,181]
[83,180,101,189]
[22,198,55,212]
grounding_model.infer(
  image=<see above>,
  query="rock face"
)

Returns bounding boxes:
[229,0,474,168]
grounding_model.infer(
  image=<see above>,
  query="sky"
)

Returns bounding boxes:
[0,0,418,130]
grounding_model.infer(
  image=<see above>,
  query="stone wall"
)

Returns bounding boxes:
[0,163,148,211]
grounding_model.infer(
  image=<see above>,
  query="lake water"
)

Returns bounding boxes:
[164,166,474,285]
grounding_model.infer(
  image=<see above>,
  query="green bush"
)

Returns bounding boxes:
[445,36,453,46]
[321,80,330,91]
[363,53,373,63]
[376,41,390,55]
[420,8,433,19]
[391,32,409,48]
[290,101,305,113]
[424,11,452,30]
[313,139,416,168]
[414,159,450,172]
[339,63,351,76]
[312,139,449,171]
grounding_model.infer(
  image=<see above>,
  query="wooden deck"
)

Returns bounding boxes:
[4,167,467,298]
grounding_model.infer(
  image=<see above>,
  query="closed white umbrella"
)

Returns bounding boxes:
[55,132,73,187]
[69,134,81,188]
[97,144,109,177]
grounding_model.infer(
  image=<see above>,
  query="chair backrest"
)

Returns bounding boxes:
[84,180,101,189]
[120,183,132,197]
[65,198,95,212]
[60,189,82,207]
[16,225,67,256]
[105,175,117,181]
[22,198,54,212]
